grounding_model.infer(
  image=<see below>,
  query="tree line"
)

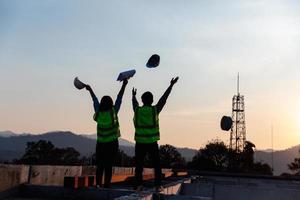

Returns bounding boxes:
[11,139,282,176]
[188,140,272,175]
[13,140,186,168]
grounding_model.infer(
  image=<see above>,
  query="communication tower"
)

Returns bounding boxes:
[230,74,246,152]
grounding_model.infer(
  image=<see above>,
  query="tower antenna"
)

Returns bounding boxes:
[230,73,246,152]
[237,72,240,95]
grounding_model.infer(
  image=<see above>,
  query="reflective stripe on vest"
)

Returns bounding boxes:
[94,108,120,143]
[134,106,160,143]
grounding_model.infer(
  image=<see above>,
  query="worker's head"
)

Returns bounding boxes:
[141,91,153,106]
[99,96,113,111]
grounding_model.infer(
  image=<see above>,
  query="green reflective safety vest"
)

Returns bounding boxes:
[94,108,120,143]
[134,106,160,143]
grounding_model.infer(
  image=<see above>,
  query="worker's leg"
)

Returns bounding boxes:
[135,143,147,188]
[96,142,104,187]
[149,142,162,186]
[104,140,119,188]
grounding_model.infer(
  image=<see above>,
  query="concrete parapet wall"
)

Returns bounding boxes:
[0,164,172,192]
[81,166,96,176]
[0,164,29,192]
[29,165,82,186]
[162,182,182,195]
[82,166,135,176]
[113,167,135,175]
[81,167,172,176]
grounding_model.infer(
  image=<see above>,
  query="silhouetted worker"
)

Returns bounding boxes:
[132,77,179,191]
[85,79,128,188]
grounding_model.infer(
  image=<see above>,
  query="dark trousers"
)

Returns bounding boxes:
[96,140,119,187]
[135,142,162,187]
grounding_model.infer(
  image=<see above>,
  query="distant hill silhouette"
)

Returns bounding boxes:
[255,145,300,175]
[0,131,298,175]
[0,131,197,163]
[0,131,30,137]
[0,131,133,161]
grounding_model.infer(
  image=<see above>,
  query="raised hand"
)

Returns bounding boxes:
[123,78,128,85]
[170,77,179,86]
[85,84,91,91]
[132,87,137,96]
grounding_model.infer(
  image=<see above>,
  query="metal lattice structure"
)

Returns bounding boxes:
[230,74,246,152]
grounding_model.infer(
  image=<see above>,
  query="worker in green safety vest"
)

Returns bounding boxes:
[132,77,179,191]
[85,79,128,188]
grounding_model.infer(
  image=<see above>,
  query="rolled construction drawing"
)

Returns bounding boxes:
[117,69,136,81]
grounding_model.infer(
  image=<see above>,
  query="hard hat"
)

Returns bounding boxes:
[146,54,160,68]
[220,116,233,131]
[74,77,86,90]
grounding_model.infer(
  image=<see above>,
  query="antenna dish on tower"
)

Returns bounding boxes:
[221,116,233,131]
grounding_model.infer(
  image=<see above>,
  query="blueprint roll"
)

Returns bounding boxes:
[117,69,136,81]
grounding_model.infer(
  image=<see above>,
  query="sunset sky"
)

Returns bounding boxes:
[1,0,300,150]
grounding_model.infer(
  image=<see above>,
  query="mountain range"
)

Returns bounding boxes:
[0,131,298,175]
[0,131,197,162]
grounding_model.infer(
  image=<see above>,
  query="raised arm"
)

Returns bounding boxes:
[117,79,128,98]
[132,87,139,111]
[114,79,128,113]
[156,77,179,113]
[85,85,99,112]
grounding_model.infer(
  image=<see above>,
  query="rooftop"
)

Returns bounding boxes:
[2,165,300,200]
